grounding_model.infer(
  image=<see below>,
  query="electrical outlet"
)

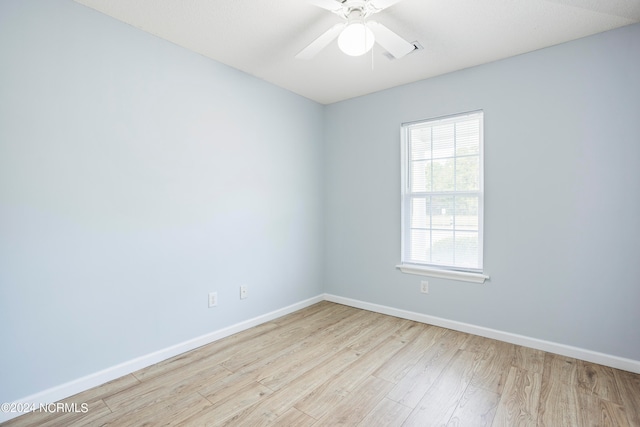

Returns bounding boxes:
[420,281,429,294]
[240,285,248,299]
[208,292,218,307]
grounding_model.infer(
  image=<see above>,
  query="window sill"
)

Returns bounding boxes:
[396,264,489,283]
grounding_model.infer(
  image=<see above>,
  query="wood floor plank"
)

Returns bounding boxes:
[345,313,410,354]
[512,345,545,374]
[131,321,279,382]
[272,407,317,426]
[446,384,500,427]
[340,326,423,394]
[197,308,384,403]
[64,374,140,405]
[255,309,376,390]
[613,369,640,426]
[194,370,257,407]
[460,334,492,354]
[312,376,394,426]
[469,340,517,395]
[195,312,375,402]
[491,366,541,427]
[357,397,412,427]
[88,392,212,427]
[576,360,623,405]
[216,348,363,426]
[178,381,273,426]
[189,303,347,383]
[538,372,580,427]
[220,303,358,372]
[103,362,231,413]
[194,310,377,402]
[402,349,479,427]
[270,300,337,328]
[576,391,630,427]
[294,333,413,419]
[386,328,469,408]
[542,353,578,386]
[373,323,440,384]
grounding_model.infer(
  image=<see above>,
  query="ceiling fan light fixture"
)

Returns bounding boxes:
[338,22,375,56]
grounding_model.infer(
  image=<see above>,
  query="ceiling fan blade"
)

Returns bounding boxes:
[307,0,343,12]
[296,23,345,60]
[369,0,404,11]
[367,21,415,59]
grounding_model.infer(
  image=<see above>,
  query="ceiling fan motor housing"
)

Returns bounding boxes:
[336,0,380,20]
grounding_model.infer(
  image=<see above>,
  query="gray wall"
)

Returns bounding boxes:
[324,23,640,361]
[0,0,324,402]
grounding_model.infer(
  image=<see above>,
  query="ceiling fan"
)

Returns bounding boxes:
[296,0,416,60]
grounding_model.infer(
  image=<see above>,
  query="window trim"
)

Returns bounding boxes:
[395,263,489,283]
[398,110,488,283]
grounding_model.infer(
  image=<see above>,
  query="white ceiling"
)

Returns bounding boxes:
[73,0,640,104]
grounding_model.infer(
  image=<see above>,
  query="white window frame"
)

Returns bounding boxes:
[397,111,489,283]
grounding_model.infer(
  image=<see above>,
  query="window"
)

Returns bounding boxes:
[398,111,488,283]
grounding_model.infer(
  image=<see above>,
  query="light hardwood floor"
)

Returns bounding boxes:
[4,301,640,426]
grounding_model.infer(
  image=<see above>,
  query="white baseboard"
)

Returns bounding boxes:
[323,293,640,375]
[0,295,324,423]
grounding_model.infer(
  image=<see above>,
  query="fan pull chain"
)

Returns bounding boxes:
[371,42,375,70]
[362,15,374,71]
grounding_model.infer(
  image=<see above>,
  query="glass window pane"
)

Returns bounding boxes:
[455,231,479,268]
[432,158,454,191]
[410,127,431,160]
[431,196,454,230]
[432,230,454,265]
[410,230,430,263]
[455,119,480,156]
[454,196,479,231]
[455,156,479,191]
[432,124,455,159]
[411,160,431,192]
[411,197,430,229]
